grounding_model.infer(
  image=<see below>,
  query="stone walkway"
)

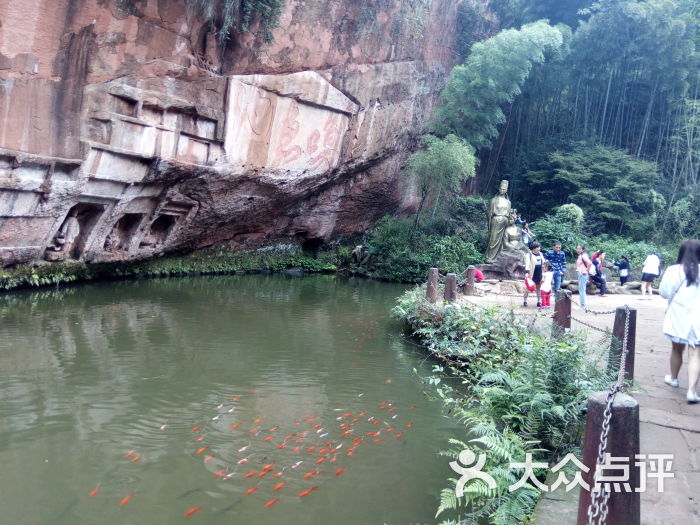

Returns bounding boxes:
[458,291,699,525]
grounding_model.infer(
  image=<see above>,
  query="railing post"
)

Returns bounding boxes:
[464,266,476,296]
[444,273,457,303]
[609,306,637,382]
[552,289,572,335]
[426,268,439,304]
[577,391,640,525]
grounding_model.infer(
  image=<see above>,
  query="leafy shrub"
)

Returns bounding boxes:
[393,287,613,524]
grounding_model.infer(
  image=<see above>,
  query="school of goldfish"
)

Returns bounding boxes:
[87,394,417,517]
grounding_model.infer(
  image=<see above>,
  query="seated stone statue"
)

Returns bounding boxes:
[503,216,528,254]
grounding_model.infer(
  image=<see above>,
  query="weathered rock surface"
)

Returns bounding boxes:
[0,0,465,266]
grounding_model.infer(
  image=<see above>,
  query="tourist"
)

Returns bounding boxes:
[591,250,608,296]
[524,241,544,307]
[660,239,700,403]
[641,251,662,299]
[474,268,485,282]
[613,255,630,285]
[540,261,553,309]
[521,222,536,245]
[575,244,593,308]
[544,242,567,297]
[515,213,525,225]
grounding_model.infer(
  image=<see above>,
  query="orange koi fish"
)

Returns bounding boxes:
[311,424,322,430]
[293,447,301,453]
[318,448,329,455]
[373,420,380,425]
[253,418,263,424]
[366,431,380,437]
[130,455,141,463]
[358,412,365,417]
[277,443,286,450]
[341,431,352,437]
[347,450,354,456]
[119,494,134,506]
[204,455,214,463]
[231,423,241,429]
[316,457,326,464]
[265,498,279,508]
[335,468,344,476]
[88,487,100,497]
[246,487,258,495]
[298,486,319,497]
[274,471,283,478]
[306,446,315,453]
[394,432,403,438]
[184,506,202,517]
[191,425,202,431]
[238,457,250,464]
[406,423,413,428]
[295,438,303,443]
[294,420,300,425]
[214,470,226,478]
[303,470,319,479]
[262,464,274,471]
[342,413,352,418]
[270,427,279,432]
[195,435,205,442]
[124,450,135,458]
[245,471,257,478]
[273,482,285,491]
[329,456,337,463]
[351,418,359,423]
[258,470,269,478]
[372,438,385,443]
[263,436,273,441]
[340,424,350,430]
[409,405,417,410]
[196,447,208,455]
[387,408,396,413]
[386,428,395,433]
[231,396,240,401]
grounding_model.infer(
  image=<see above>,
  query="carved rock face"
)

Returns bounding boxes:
[0,0,461,266]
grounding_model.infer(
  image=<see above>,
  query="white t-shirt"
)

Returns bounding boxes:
[541,271,554,293]
[659,264,700,344]
[642,254,661,275]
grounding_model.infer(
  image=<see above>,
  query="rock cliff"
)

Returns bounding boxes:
[0,0,463,266]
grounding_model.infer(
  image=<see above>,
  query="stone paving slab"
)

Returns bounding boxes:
[456,291,699,524]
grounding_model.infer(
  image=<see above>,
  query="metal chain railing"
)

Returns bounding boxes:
[586,306,631,525]
[570,315,612,334]
[570,296,619,316]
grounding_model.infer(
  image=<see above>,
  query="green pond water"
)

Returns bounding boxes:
[0,274,463,525]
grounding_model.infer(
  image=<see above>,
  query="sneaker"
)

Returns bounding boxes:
[664,375,679,388]
[523,301,528,307]
[536,302,541,308]
[688,390,700,404]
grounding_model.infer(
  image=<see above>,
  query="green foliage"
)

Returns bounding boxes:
[365,216,482,283]
[0,245,336,292]
[187,0,283,44]
[393,289,614,524]
[432,21,564,149]
[405,134,477,228]
[489,0,594,29]
[516,142,660,238]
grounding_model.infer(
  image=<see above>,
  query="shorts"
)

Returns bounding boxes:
[665,332,700,347]
[641,273,657,283]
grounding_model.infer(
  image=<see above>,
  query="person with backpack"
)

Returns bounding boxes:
[523,241,545,308]
[575,244,593,308]
[660,239,700,403]
[591,250,608,297]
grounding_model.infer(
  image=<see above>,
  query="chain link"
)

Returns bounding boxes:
[570,315,611,334]
[570,296,619,316]
[586,306,630,525]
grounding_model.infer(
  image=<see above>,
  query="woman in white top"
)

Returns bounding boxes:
[660,239,700,403]
[641,252,661,299]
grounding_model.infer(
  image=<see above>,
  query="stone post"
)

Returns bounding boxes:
[577,391,640,525]
[464,266,476,296]
[608,307,637,382]
[444,273,457,303]
[426,268,439,304]
[552,289,572,335]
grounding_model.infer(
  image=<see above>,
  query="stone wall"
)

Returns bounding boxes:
[0,0,469,266]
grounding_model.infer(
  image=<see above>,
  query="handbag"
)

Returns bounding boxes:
[588,261,597,276]
[524,277,536,292]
